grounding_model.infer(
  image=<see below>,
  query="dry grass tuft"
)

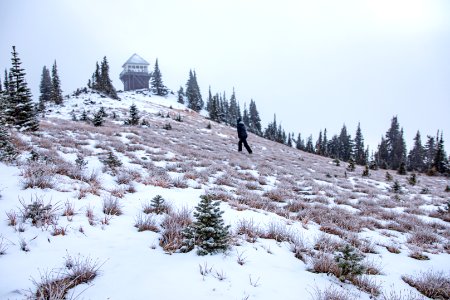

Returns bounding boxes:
[102,196,122,216]
[134,213,159,232]
[159,207,192,253]
[402,270,450,299]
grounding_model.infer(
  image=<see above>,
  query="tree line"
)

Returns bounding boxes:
[1,46,448,176]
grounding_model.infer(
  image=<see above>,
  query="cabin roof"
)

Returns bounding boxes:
[122,53,150,67]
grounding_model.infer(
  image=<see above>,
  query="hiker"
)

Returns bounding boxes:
[237,117,252,154]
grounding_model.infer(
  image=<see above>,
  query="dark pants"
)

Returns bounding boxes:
[238,138,252,154]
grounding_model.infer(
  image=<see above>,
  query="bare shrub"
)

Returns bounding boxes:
[19,196,60,227]
[380,289,426,300]
[314,233,345,253]
[109,186,126,198]
[171,176,189,188]
[260,221,294,242]
[21,162,55,189]
[245,181,261,190]
[6,210,18,226]
[215,173,236,187]
[408,251,430,261]
[159,207,192,253]
[62,201,75,217]
[86,206,95,226]
[51,225,68,236]
[386,244,401,254]
[205,187,234,202]
[134,213,159,232]
[308,252,340,277]
[235,219,262,243]
[0,236,8,255]
[31,254,100,300]
[263,188,288,202]
[351,275,381,297]
[402,270,450,299]
[102,196,122,215]
[290,234,311,262]
[407,229,440,247]
[309,284,357,300]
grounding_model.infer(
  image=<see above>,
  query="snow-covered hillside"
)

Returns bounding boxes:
[0,90,449,300]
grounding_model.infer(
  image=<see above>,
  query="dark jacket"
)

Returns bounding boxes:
[237,120,247,139]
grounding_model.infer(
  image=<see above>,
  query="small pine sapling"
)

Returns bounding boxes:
[75,153,88,171]
[128,103,140,125]
[92,109,104,127]
[397,162,407,175]
[333,158,340,167]
[408,173,417,186]
[392,180,402,194]
[101,150,122,173]
[80,110,88,121]
[163,123,172,130]
[362,165,370,177]
[150,195,166,214]
[385,172,393,181]
[181,195,230,255]
[334,244,365,281]
[445,185,450,192]
[347,158,355,172]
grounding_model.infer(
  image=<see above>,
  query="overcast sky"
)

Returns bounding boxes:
[1,0,449,153]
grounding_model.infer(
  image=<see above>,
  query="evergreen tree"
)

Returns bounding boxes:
[248,99,262,136]
[305,135,315,153]
[424,135,436,171]
[376,137,389,169]
[80,110,88,122]
[92,62,100,90]
[295,133,305,151]
[182,195,230,255]
[50,60,63,105]
[407,131,425,172]
[322,128,328,156]
[100,56,118,99]
[354,123,366,165]
[228,88,239,126]
[150,195,166,214]
[92,109,104,126]
[0,96,17,162]
[150,58,168,96]
[185,70,203,112]
[38,66,52,111]
[338,124,353,161]
[347,157,355,172]
[287,133,293,147]
[7,46,38,131]
[177,86,185,104]
[127,103,140,125]
[334,244,365,281]
[327,135,340,158]
[432,132,448,174]
[385,116,406,170]
[315,130,323,155]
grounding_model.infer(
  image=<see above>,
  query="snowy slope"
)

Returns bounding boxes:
[0,90,449,300]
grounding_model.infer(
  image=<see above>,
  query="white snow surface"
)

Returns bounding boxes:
[0,90,449,300]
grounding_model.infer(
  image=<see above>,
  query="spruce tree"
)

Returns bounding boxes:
[248,99,262,136]
[100,56,118,99]
[128,103,140,125]
[424,135,436,171]
[354,123,366,165]
[407,131,425,172]
[338,124,353,162]
[295,133,305,151]
[150,58,168,96]
[385,116,406,170]
[8,46,39,131]
[177,86,185,104]
[306,135,315,153]
[432,132,448,174]
[0,96,17,162]
[228,88,239,126]
[315,130,323,155]
[92,109,104,126]
[322,128,328,156]
[182,195,230,255]
[150,195,166,214]
[38,66,52,111]
[185,70,203,112]
[50,60,63,105]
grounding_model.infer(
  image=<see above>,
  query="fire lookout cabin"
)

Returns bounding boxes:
[120,53,151,91]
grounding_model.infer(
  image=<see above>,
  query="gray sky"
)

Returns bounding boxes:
[1,0,449,153]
